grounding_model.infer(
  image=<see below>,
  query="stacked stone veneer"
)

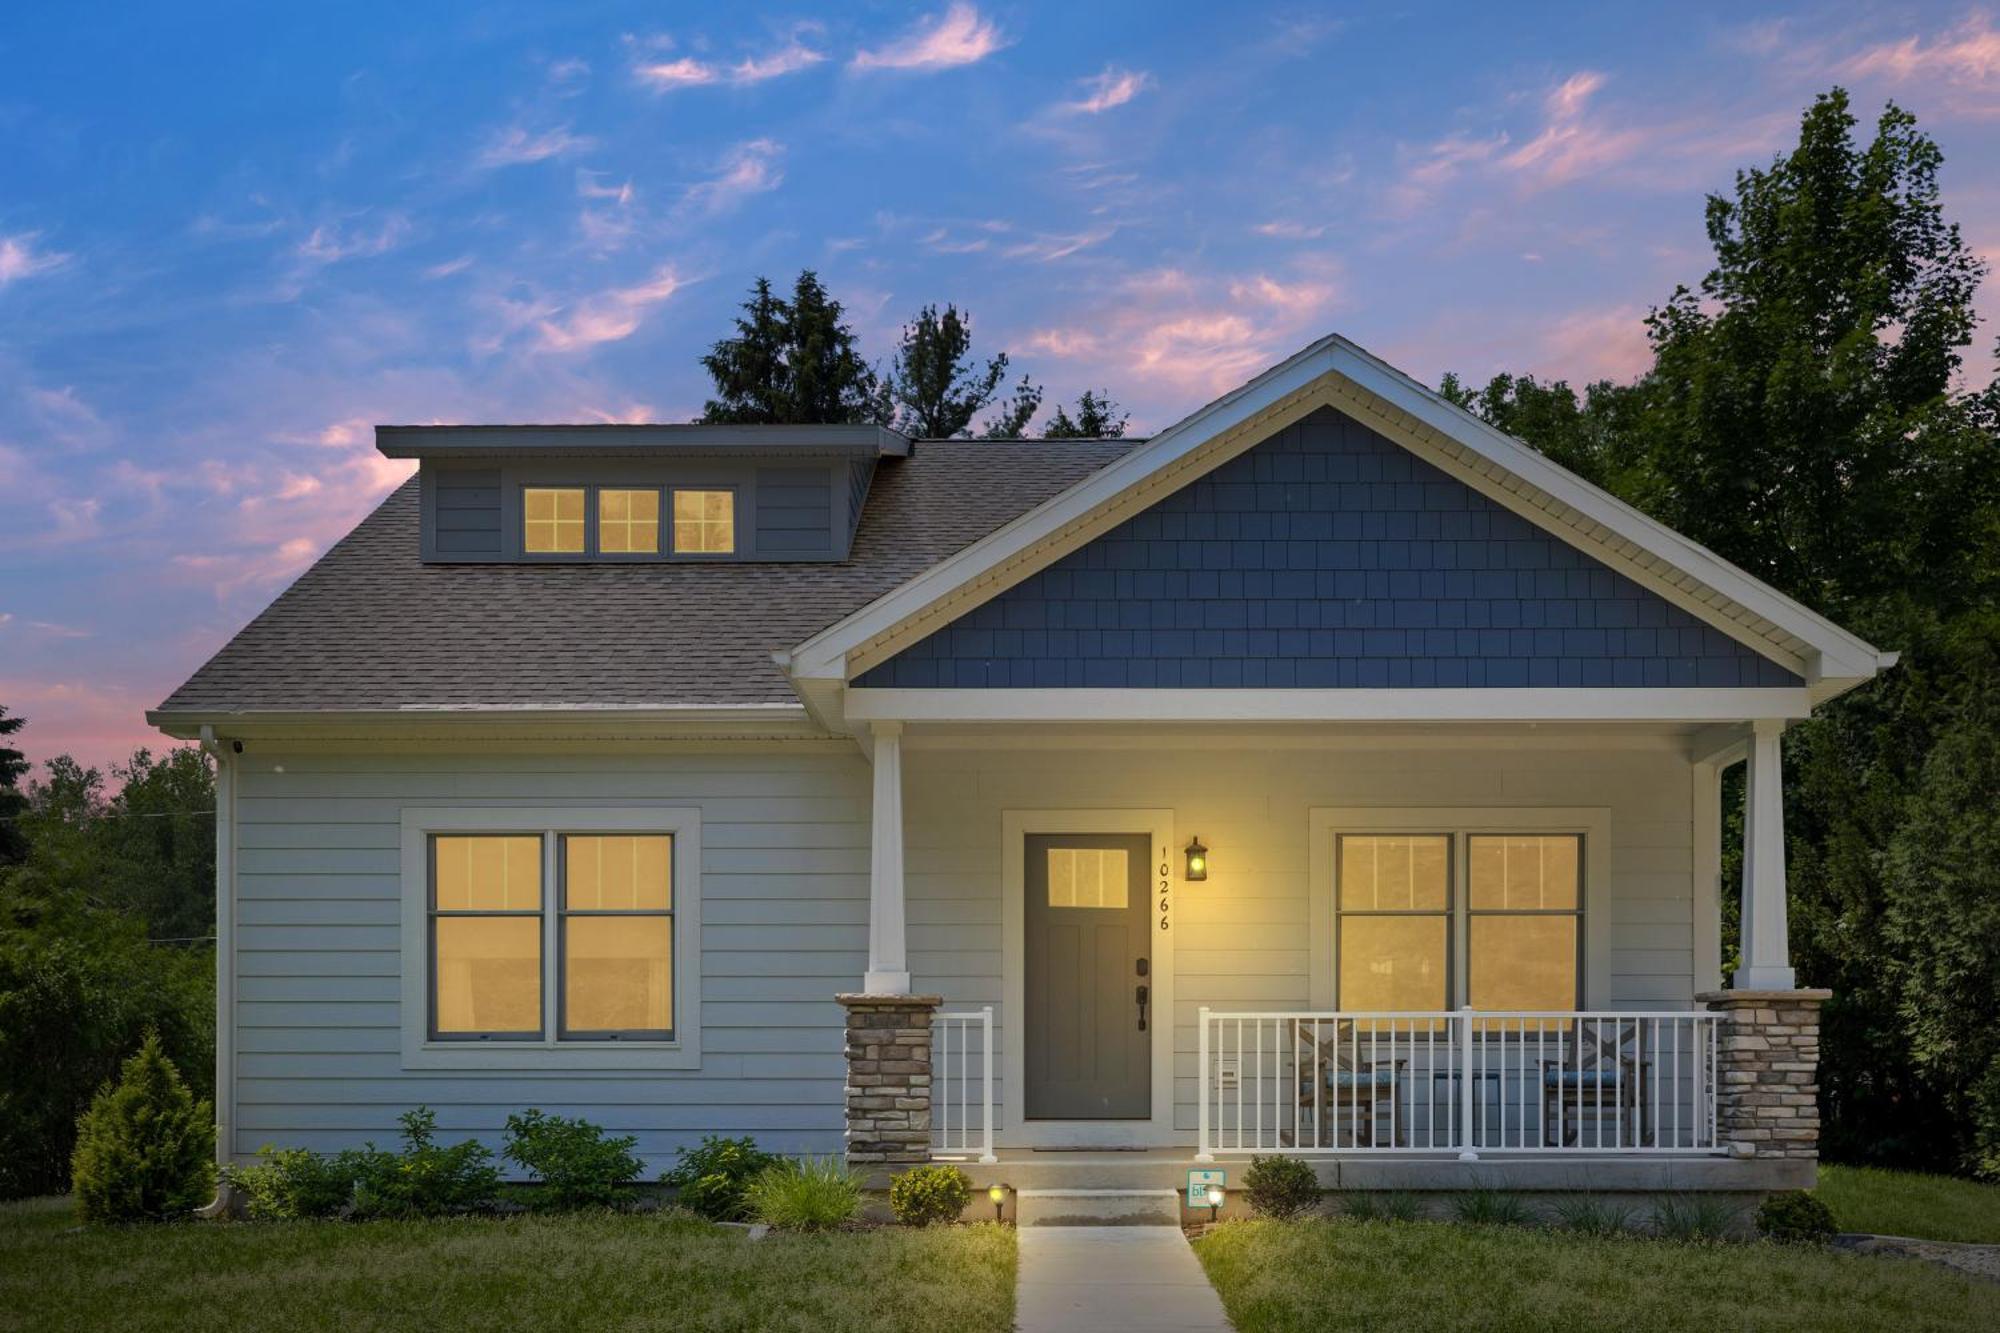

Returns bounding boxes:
[1698,989,1830,1160]
[837,994,941,1165]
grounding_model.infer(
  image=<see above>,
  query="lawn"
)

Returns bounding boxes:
[0,1197,1015,1333]
[1818,1165,2000,1244]
[1195,1218,2000,1333]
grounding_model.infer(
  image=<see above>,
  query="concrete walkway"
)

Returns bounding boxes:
[1015,1227,1234,1332]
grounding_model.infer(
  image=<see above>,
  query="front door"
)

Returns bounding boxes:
[1024,833,1152,1120]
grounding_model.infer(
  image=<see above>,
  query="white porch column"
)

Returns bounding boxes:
[864,720,912,995]
[1734,718,1796,990]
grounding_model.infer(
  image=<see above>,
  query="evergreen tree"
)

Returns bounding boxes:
[0,707,25,865]
[700,271,882,424]
[885,304,1010,437]
[1043,389,1129,439]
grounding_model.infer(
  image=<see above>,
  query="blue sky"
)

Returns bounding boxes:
[4,2,1999,771]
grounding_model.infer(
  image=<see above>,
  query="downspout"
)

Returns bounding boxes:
[195,725,239,1217]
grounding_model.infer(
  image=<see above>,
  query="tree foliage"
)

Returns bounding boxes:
[885,304,1009,438]
[980,374,1044,439]
[69,1029,214,1223]
[0,707,26,865]
[699,272,884,425]
[1043,389,1130,439]
[1446,89,2000,1176]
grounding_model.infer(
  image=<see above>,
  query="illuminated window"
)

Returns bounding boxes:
[524,488,585,553]
[1467,835,1580,1011]
[561,835,674,1038]
[597,489,661,554]
[431,836,544,1037]
[1046,847,1129,908]
[673,489,735,554]
[1335,835,1450,1011]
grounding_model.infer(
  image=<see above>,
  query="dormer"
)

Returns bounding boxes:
[377,423,912,564]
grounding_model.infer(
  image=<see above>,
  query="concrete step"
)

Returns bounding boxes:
[1015,1188,1184,1227]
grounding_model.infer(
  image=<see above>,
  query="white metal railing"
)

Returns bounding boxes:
[1197,1008,1718,1158]
[931,1007,997,1164]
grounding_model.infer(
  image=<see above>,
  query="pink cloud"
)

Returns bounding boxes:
[635,39,826,91]
[1843,14,2000,91]
[1254,220,1328,240]
[1002,228,1114,262]
[0,674,183,776]
[536,265,687,352]
[476,124,595,169]
[1063,67,1152,114]
[1528,304,1655,383]
[682,139,784,214]
[851,4,1006,72]
[1499,72,1649,188]
[0,233,71,286]
[296,214,410,265]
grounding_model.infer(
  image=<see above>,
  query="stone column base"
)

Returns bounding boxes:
[1697,989,1831,1162]
[836,993,942,1166]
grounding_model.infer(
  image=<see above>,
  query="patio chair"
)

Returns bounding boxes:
[1291,1021,1407,1149]
[1540,1021,1647,1147]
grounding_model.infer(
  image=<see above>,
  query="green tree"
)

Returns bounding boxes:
[1044,389,1130,439]
[700,271,883,425]
[69,1029,214,1222]
[885,304,1010,437]
[0,707,25,865]
[981,374,1044,439]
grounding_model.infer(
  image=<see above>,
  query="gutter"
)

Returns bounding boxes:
[195,725,239,1217]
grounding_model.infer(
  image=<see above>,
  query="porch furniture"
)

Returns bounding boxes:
[1292,1021,1408,1149]
[1540,1021,1650,1147]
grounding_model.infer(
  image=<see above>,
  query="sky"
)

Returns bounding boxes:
[4,1,2000,776]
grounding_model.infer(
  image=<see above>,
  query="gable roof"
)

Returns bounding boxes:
[149,437,1140,734]
[788,334,1894,704]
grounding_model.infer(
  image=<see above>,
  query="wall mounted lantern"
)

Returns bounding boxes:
[1185,836,1208,881]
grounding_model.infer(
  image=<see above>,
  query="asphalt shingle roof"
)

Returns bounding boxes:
[156,438,1140,714]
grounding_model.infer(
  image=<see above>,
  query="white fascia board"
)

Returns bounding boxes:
[844,687,1814,724]
[785,337,1347,680]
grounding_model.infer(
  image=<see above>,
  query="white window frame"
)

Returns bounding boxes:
[399,806,702,1070]
[1308,807,1611,1012]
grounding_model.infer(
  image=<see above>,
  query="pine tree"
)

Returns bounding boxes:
[70,1030,214,1222]
[699,271,882,424]
[0,707,25,865]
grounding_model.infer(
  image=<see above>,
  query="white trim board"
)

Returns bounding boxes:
[785,333,1890,700]
[1001,808,1179,1148]
[848,688,1814,724]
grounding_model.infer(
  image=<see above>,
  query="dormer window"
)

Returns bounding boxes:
[523,488,585,553]
[599,489,661,554]
[673,489,736,555]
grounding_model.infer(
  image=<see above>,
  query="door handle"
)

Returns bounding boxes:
[1136,984,1150,1032]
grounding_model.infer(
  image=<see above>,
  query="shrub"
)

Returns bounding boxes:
[69,1031,214,1223]
[1551,1194,1633,1236]
[890,1164,972,1226]
[1755,1190,1838,1245]
[1339,1191,1378,1221]
[229,1146,357,1220]
[745,1156,863,1231]
[662,1135,778,1220]
[1376,1191,1425,1223]
[346,1107,500,1220]
[501,1109,643,1210]
[1243,1155,1320,1221]
[1449,1189,1533,1227]
[1649,1193,1737,1243]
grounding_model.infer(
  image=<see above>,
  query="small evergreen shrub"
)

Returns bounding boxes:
[346,1107,500,1220]
[889,1163,972,1226]
[745,1156,863,1230]
[229,1146,357,1220]
[70,1031,215,1223]
[501,1109,643,1210]
[1755,1190,1837,1244]
[1649,1193,1737,1243]
[1243,1155,1320,1220]
[1450,1189,1533,1227]
[1551,1194,1633,1236]
[662,1135,778,1220]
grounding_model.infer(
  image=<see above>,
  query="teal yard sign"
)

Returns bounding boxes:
[1185,1168,1226,1208]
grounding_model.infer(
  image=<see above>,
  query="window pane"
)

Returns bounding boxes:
[1338,915,1448,1011]
[565,835,672,911]
[434,916,542,1033]
[566,915,672,1032]
[1046,847,1128,909]
[1468,915,1578,1010]
[524,488,585,553]
[1338,835,1448,911]
[673,489,735,554]
[1469,835,1580,910]
[598,489,660,554]
[434,836,542,911]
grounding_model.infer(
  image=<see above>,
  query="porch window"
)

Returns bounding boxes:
[1467,835,1581,1011]
[1335,835,1450,1011]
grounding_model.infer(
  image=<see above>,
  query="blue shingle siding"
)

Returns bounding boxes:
[755,466,835,556]
[431,468,502,556]
[856,407,1801,689]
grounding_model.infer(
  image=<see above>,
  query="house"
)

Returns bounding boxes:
[151,335,1887,1216]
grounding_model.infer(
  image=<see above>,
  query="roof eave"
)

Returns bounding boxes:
[147,703,823,743]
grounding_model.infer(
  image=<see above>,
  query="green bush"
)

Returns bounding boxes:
[69,1031,214,1223]
[501,1109,642,1211]
[346,1107,500,1220]
[1243,1155,1320,1221]
[1449,1189,1534,1227]
[662,1135,778,1220]
[1649,1193,1737,1243]
[889,1164,972,1226]
[228,1146,357,1220]
[745,1156,863,1231]
[1755,1190,1838,1245]
[1551,1194,1633,1236]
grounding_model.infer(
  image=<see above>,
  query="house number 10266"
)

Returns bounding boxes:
[1158,850,1171,931]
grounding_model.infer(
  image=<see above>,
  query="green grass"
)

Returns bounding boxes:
[1817,1165,2000,1244]
[0,1197,1014,1333]
[1195,1218,2000,1333]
